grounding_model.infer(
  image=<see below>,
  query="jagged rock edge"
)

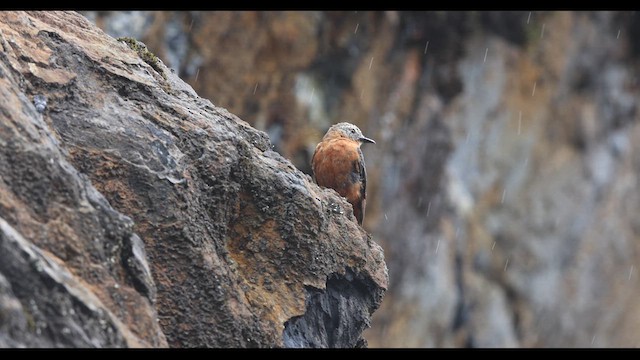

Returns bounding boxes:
[282,267,384,348]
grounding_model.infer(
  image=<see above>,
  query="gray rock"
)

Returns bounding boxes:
[0,11,387,348]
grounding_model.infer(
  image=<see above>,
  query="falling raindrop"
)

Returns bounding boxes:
[540,23,546,39]
[384,213,388,221]
[504,258,510,271]
[483,47,488,64]
[308,87,315,103]
[188,18,194,33]
[532,81,537,97]
[617,29,621,39]
[360,89,365,99]
[518,111,522,134]
[354,23,359,34]
[424,41,430,54]
[369,57,374,70]
[194,68,200,83]
[435,239,441,254]
[491,241,496,251]
[501,189,506,204]
[591,335,596,346]
[527,12,532,24]
[427,201,431,216]
[629,265,635,281]
[253,83,258,95]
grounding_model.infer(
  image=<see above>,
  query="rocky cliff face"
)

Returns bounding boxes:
[83,10,640,347]
[0,11,387,348]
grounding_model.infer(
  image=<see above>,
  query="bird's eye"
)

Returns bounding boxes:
[351,129,356,133]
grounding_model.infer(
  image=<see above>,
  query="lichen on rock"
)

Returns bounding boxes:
[117,36,166,79]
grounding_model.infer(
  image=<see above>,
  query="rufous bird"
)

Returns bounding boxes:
[311,122,375,226]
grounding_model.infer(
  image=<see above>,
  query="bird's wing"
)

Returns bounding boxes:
[354,147,367,224]
[357,147,367,201]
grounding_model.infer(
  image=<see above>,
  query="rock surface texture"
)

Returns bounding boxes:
[84,11,640,347]
[0,11,387,348]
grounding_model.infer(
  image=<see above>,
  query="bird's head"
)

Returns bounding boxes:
[325,122,376,145]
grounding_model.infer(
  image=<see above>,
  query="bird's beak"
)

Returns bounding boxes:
[360,136,376,144]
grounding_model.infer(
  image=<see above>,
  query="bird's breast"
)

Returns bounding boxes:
[312,139,362,200]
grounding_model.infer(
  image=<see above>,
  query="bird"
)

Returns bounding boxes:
[311,122,375,226]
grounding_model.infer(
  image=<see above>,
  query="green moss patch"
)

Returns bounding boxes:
[117,37,166,79]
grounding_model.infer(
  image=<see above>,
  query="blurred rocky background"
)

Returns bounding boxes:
[83,11,640,347]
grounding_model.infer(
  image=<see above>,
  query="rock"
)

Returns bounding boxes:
[0,11,387,348]
[83,10,640,347]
